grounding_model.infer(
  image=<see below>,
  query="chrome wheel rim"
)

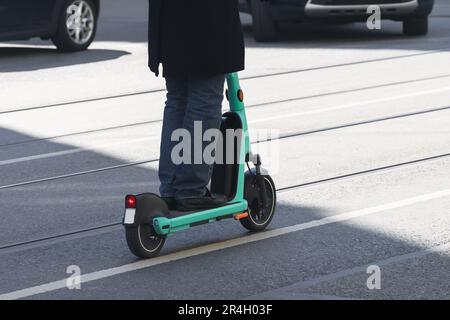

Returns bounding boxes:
[137,224,164,253]
[66,0,95,45]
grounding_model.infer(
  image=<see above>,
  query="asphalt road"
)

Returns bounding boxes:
[0,0,450,300]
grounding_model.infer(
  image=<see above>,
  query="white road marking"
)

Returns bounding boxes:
[0,136,158,166]
[0,160,156,190]
[1,85,449,167]
[1,187,450,300]
[279,154,450,194]
[251,86,450,123]
[246,241,450,299]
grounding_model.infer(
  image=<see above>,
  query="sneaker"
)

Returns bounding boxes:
[176,192,227,212]
[161,196,176,211]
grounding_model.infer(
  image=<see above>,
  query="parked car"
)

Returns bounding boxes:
[0,0,100,51]
[239,0,435,41]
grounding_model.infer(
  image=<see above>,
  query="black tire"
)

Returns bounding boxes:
[240,172,276,231]
[125,224,165,259]
[403,17,428,36]
[124,193,168,259]
[52,0,98,52]
[251,0,278,42]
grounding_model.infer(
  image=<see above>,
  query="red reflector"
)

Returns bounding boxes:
[125,195,136,208]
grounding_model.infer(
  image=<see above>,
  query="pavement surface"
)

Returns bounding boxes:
[0,0,449,300]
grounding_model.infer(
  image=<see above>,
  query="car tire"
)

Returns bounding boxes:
[403,16,428,36]
[251,0,278,42]
[52,0,98,52]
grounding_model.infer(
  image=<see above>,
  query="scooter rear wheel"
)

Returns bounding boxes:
[125,224,165,259]
[240,172,276,231]
[125,193,167,259]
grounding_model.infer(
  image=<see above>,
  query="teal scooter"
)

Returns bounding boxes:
[123,73,276,259]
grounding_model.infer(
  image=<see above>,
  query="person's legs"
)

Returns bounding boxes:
[174,74,225,200]
[159,77,188,198]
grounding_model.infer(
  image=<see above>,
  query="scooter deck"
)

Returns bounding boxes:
[166,208,237,218]
[153,200,248,236]
[167,210,197,218]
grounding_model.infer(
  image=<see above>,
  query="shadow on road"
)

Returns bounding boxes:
[0,46,130,73]
[0,125,449,299]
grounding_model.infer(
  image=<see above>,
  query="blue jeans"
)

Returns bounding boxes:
[159,74,225,199]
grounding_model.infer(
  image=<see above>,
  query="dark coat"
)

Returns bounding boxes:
[148,0,245,78]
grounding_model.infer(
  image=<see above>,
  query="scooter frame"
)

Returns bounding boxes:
[152,72,253,236]
[123,71,274,245]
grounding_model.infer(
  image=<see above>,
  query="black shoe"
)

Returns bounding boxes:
[161,196,176,211]
[176,193,228,212]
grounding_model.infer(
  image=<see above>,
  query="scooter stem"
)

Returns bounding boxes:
[226,73,245,112]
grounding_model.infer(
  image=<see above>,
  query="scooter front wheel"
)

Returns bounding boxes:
[240,172,276,231]
[125,223,165,259]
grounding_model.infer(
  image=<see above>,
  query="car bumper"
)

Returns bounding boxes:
[243,0,434,22]
[305,0,418,17]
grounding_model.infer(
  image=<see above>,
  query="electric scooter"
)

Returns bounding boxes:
[122,72,277,259]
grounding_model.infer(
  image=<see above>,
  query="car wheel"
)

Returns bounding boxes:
[403,16,428,36]
[52,0,97,52]
[251,0,278,42]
